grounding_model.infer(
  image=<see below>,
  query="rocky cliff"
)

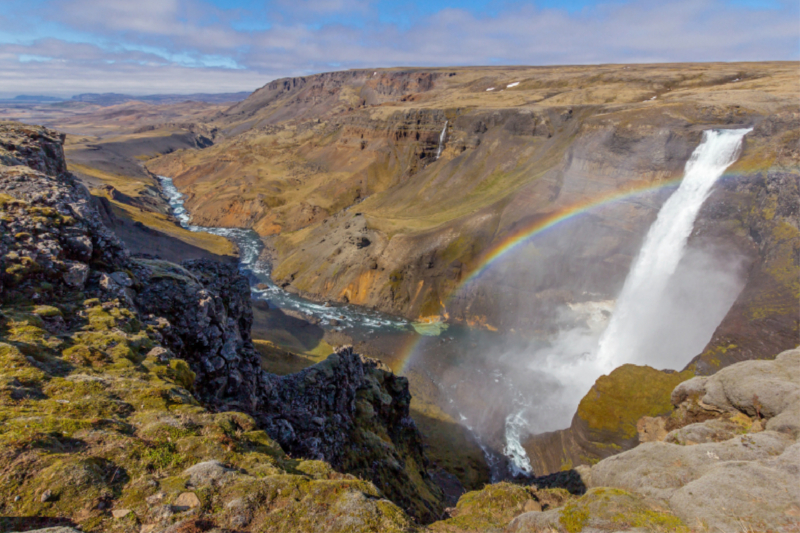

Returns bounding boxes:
[0,121,443,531]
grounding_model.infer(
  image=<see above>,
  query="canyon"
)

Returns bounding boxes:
[141,62,799,474]
[0,60,797,532]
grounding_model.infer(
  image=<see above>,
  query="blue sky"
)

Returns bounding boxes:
[0,0,796,97]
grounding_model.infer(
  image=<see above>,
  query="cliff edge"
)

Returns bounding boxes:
[0,121,442,531]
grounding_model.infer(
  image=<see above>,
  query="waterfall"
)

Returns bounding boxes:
[436,120,447,159]
[596,127,752,371]
[500,128,751,477]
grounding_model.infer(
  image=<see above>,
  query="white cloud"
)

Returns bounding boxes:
[0,44,267,97]
[0,0,796,96]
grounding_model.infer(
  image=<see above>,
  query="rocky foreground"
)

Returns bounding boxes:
[1,122,798,532]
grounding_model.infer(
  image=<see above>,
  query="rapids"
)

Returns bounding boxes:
[158,176,409,332]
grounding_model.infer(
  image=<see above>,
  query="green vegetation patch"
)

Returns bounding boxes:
[576,364,694,442]
[431,482,541,531]
[558,488,687,533]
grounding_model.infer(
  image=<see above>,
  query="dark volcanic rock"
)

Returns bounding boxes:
[0,121,443,523]
[134,258,265,412]
[259,346,443,521]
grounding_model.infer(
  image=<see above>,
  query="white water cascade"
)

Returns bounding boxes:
[436,121,448,159]
[596,127,752,371]
[500,127,752,477]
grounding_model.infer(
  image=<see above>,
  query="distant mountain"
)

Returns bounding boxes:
[69,92,252,105]
[0,92,252,107]
[0,95,66,103]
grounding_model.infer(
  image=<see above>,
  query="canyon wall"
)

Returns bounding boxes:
[147,64,798,365]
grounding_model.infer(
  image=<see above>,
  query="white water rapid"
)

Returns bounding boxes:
[595,127,752,371]
[157,176,409,332]
[436,121,447,159]
[501,127,752,476]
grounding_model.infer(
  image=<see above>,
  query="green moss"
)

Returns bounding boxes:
[167,359,195,389]
[83,302,140,333]
[32,305,62,318]
[141,440,185,471]
[432,482,539,531]
[615,507,688,530]
[560,501,590,533]
[295,460,334,479]
[554,487,688,533]
[0,192,16,207]
[577,364,694,441]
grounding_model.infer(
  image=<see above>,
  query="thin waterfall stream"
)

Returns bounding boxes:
[436,121,447,159]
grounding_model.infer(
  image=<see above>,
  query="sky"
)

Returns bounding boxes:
[0,0,797,97]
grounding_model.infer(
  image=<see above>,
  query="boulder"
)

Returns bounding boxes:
[584,348,800,531]
[183,460,233,487]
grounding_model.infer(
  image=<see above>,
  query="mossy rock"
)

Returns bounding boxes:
[32,305,62,318]
[294,460,335,479]
[576,364,694,444]
[510,487,687,533]
[430,482,542,532]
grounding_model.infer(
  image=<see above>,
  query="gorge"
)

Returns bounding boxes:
[0,60,798,533]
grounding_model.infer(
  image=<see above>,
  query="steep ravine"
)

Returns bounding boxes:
[146,65,798,372]
[145,64,798,478]
[2,118,799,532]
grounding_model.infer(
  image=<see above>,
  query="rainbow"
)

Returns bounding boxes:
[396,168,762,375]
[460,179,679,286]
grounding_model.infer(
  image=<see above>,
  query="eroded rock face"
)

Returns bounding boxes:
[0,122,442,528]
[134,258,265,412]
[259,347,444,521]
[0,124,129,301]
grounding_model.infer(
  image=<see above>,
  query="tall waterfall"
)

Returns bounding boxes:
[436,121,448,159]
[596,127,752,371]
[501,128,751,477]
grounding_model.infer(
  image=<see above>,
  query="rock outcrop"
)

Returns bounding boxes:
[0,121,442,531]
[134,258,264,413]
[511,348,800,532]
[522,365,694,476]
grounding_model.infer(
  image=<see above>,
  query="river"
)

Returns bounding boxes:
[158,176,411,333]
